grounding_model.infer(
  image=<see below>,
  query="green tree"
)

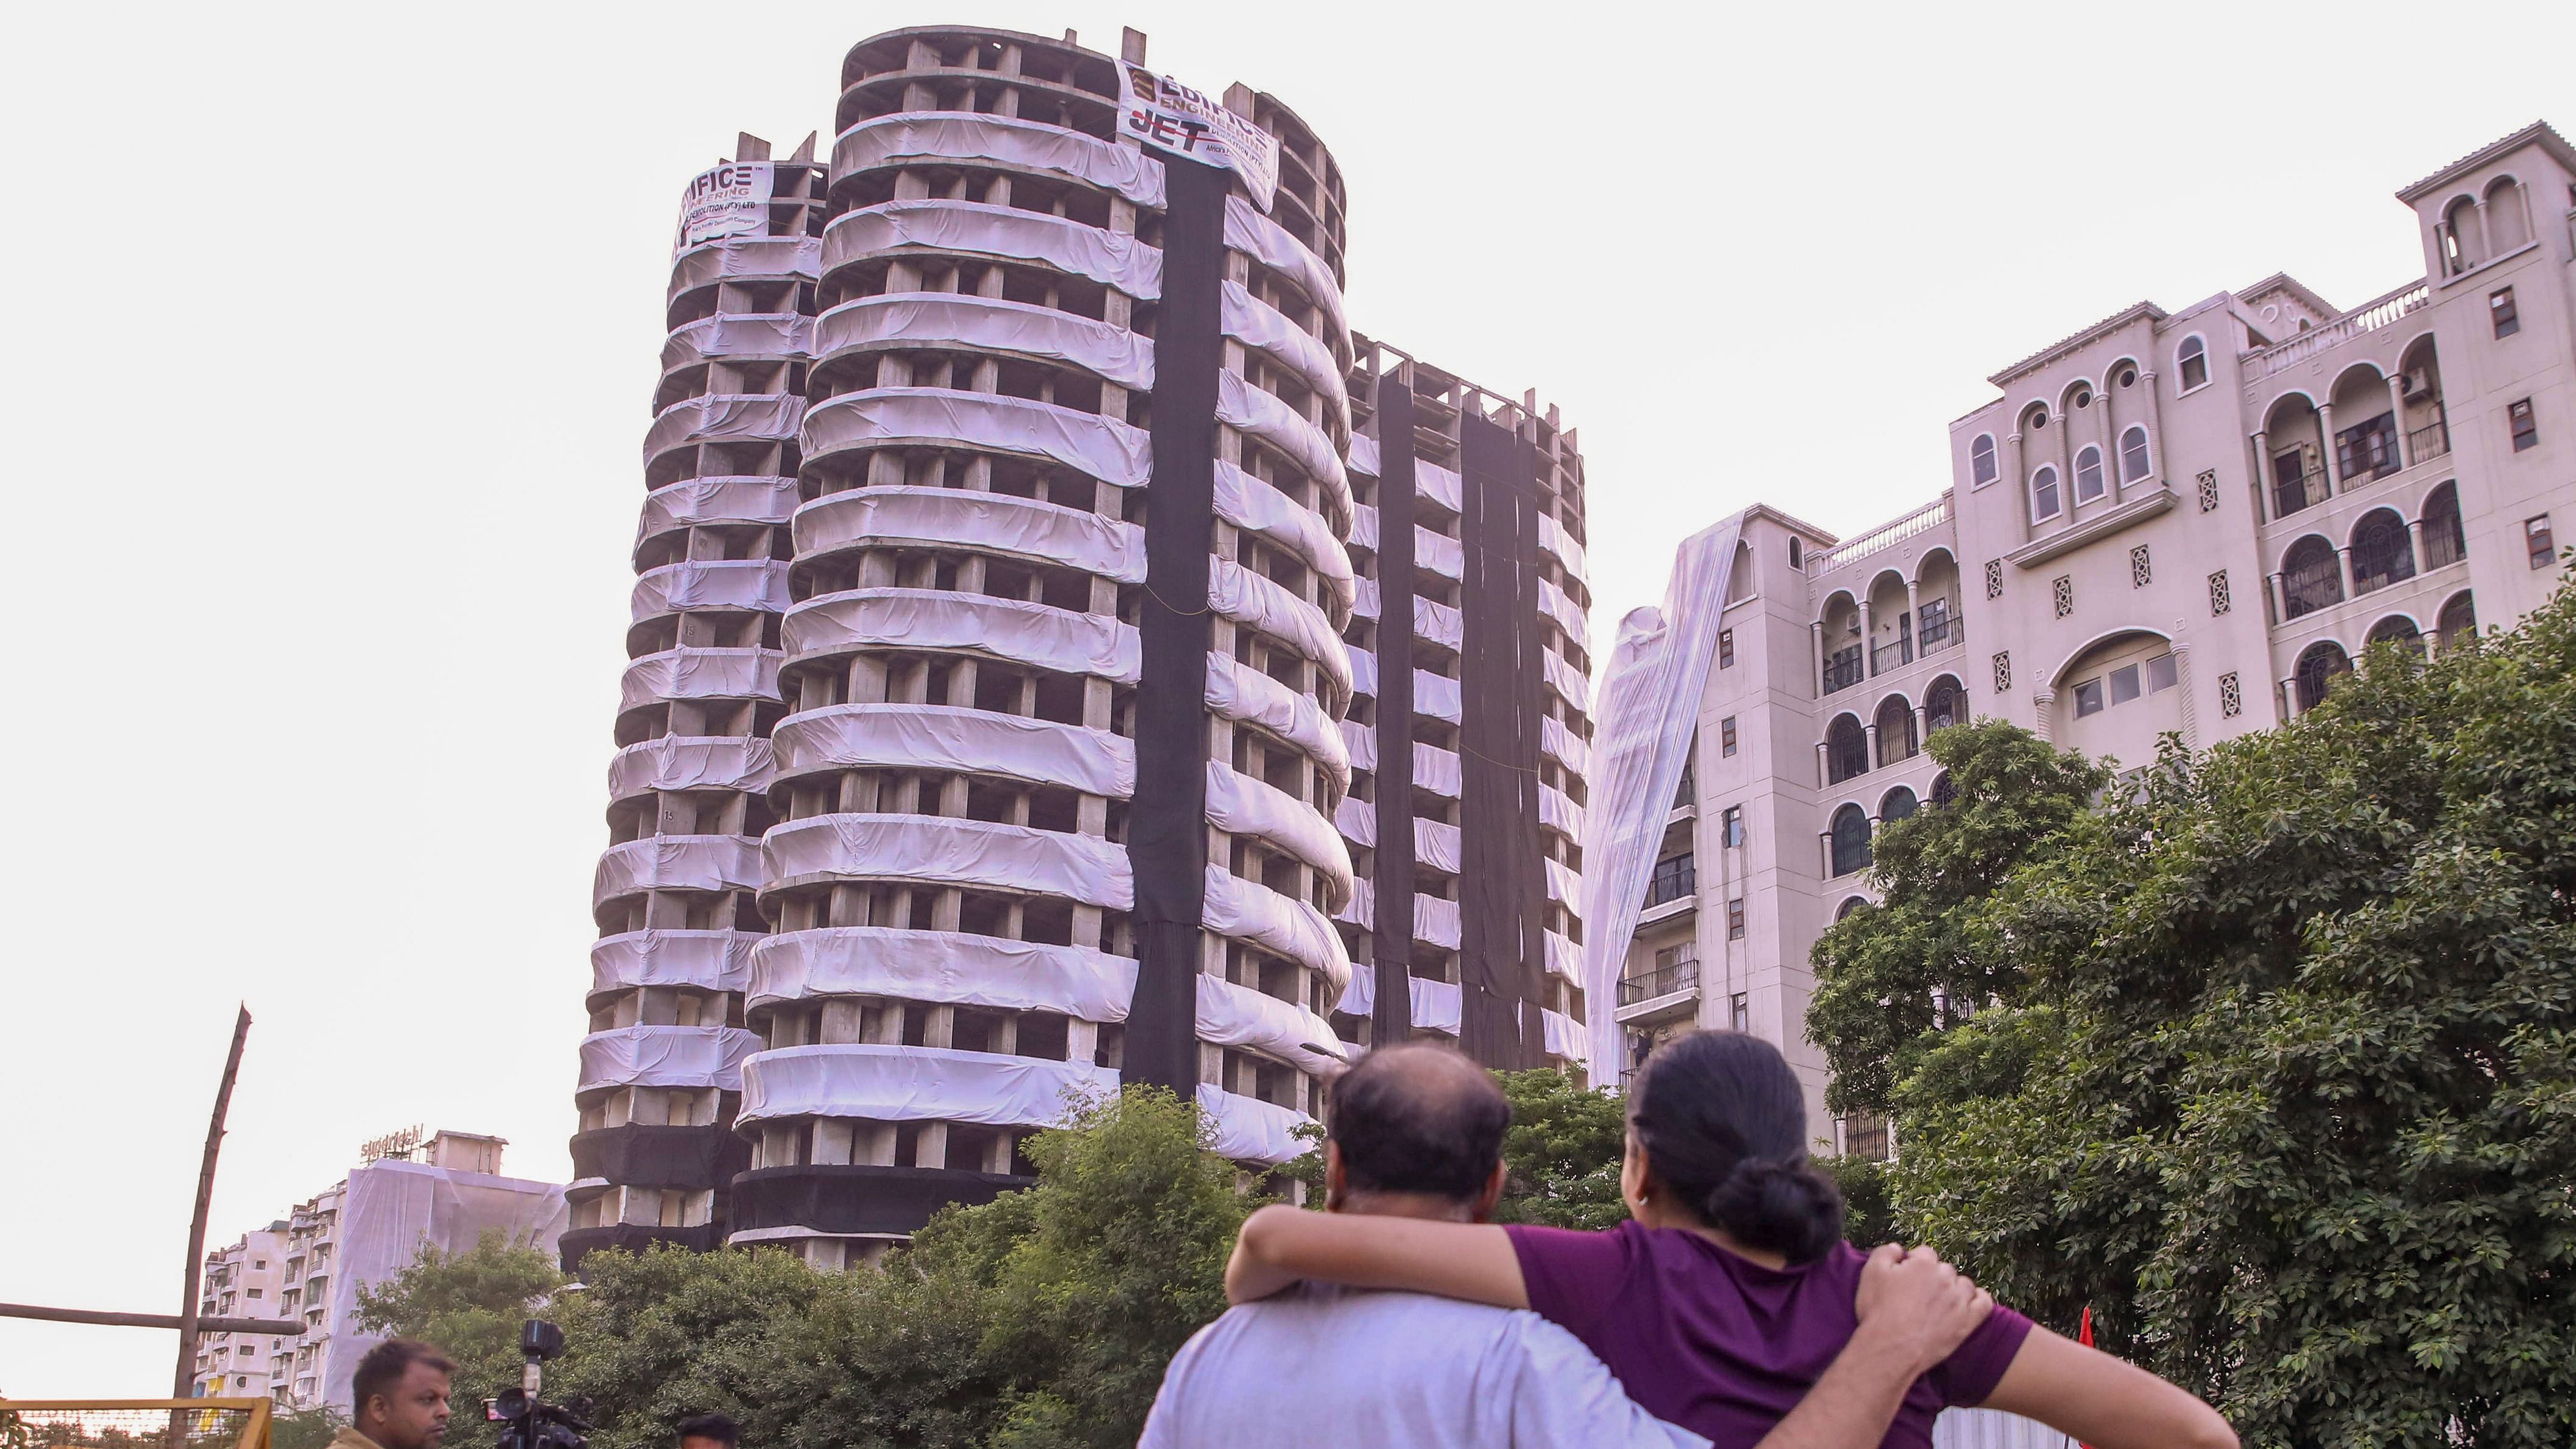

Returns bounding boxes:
[1890,588,2576,1447]
[1807,719,2107,1116]
[355,1230,567,1432]
[1493,1068,1630,1229]
[358,1089,1257,1449]
[1819,1152,1893,1250]
[268,1409,344,1449]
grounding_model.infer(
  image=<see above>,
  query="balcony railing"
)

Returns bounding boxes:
[2423,518,2467,571]
[2408,416,2450,463]
[2273,466,2329,520]
[1822,646,1864,695]
[1815,493,1952,572]
[2242,281,2431,380]
[1644,855,1696,909]
[1619,960,1701,1007]
[1871,635,1913,673]
[1918,614,1963,654]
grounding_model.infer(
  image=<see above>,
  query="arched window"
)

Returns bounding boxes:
[2486,177,2532,251]
[1879,786,1919,823]
[1924,676,1967,733]
[2294,641,2352,712]
[2350,509,2415,594]
[2437,591,2478,651]
[1928,770,1957,808]
[1836,896,1869,922]
[2119,426,2151,483]
[1789,536,1805,571]
[1830,803,1873,877]
[1826,715,1869,784]
[2282,536,2343,619]
[2177,335,2209,391]
[1874,696,1917,767]
[2442,197,2481,275]
[2074,445,2106,504]
[2031,465,2063,522]
[1970,434,1998,487]
[2422,482,2466,569]
[2366,614,2424,658]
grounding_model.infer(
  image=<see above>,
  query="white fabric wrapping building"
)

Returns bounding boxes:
[571,24,1594,1270]
[195,1132,564,1412]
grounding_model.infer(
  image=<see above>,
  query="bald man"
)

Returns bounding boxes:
[1138,1045,1984,1449]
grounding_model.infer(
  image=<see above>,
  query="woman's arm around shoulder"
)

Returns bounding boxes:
[1976,1325,2237,1449]
[1223,1203,1529,1307]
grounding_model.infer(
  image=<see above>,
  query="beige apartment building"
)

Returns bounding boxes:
[190,1226,288,1399]
[1589,122,2576,1153]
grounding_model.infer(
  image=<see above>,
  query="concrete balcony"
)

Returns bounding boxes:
[1614,960,1702,1027]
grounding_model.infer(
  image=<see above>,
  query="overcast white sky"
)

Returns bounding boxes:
[3,0,2567,1397]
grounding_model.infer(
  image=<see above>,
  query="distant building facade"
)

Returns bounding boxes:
[196,1131,564,1412]
[569,22,1594,1269]
[1591,122,2576,1152]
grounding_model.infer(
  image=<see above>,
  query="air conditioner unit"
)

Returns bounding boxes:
[2401,367,2434,400]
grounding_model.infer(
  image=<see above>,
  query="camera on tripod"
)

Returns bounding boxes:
[483,1320,593,1449]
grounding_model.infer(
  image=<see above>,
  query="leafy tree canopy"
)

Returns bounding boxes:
[355,1088,1257,1449]
[1808,718,2107,1115]
[1876,583,2576,1448]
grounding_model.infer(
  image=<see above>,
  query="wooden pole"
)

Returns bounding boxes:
[0,1302,303,1335]
[174,1006,252,1398]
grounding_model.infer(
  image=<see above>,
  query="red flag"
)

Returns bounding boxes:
[2077,1308,2096,1449]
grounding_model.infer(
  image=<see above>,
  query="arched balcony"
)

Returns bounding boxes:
[1825,714,1869,785]
[2328,365,2402,485]
[2437,591,2478,651]
[1879,786,1918,824]
[1820,593,1864,695]
[2365,615,2424,658]
[2294,641,2352,712]
[1828,803,1872,879]
[2349,509,2415,595]
[1874,695,1917,769]
[2263,394,2330,518]
[2421,482,2466,570]
[1928,770,1956,808]
[2397,336,2448,464]
[2281,536,2343,619]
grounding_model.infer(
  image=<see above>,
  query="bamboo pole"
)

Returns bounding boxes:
[174,1007,252,1398]
[0,1303,301,1335]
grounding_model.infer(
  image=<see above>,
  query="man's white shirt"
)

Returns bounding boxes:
[1138,1283,1707,1448]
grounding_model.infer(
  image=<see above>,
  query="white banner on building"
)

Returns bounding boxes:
[675,161,776,253]
[1117,62,1280,213]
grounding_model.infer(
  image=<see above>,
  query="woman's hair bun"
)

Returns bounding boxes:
[1701,1155,1846,1264]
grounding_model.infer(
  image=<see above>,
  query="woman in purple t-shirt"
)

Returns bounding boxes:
[1227,1031,2235,1449]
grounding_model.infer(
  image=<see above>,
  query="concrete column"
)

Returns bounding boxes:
[1814,740,1829,789]
[2407,518,2427,573]
[1903,580,1921,660]
[2471,197,2493,259]
[1912,706,1928,750]
[1863,722,1880,771]
[2317,402,2341,495]
[2141,371,2166,482]
[2031,689,2058,745]
[2281,676,2301,720]
[1861,594,1879,674]
[2169,641,2201,752]
[2005,431,2029,541]
[2387,374,2415,470]
[1817,831,1833,877]
[1810,621,1825,698]
[2251,430,2272,523]
[2337,547,2357,602]
[2270,572,2291,623]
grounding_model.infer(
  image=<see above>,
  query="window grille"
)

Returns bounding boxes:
[2052,575,2074,618]
[2209,569,2231,616]
[2131,545,2152,588]
[1984,559,2003,599]
[2218,671,2242,717]
[2197,469,2220,512]
[1992,651,2011,692]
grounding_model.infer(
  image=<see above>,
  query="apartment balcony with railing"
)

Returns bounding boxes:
[1642,852,1696,911]
[1614,948,1702,1027]
[1822,645,1864,695]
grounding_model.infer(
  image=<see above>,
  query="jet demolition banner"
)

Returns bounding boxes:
[1117,62,1281,212]
[675,161,777,253]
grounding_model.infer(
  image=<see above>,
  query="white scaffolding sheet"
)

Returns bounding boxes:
[1582,513,1745,1073]
[748,927,1137,1022]
[577,1024,760,1094]
[763,814,1134,907]
[817,293,1155,391]
[620,647,783,710]
[793,486,1144,582]
[803,388,1151,489]
[591,928,758,1000]
[834,113,1166,208]
[608,736,775,798]
[784,588,1141,682]
[826,199,1164,298]
[770,703,1134,798]
[738,1043,1119,1129]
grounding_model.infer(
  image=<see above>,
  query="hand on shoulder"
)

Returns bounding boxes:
[1851,1243,1993,1377]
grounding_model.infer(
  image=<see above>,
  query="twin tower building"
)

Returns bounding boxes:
[566,25,1597,1266]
